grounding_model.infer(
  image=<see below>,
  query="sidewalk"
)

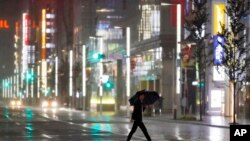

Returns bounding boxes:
[113,110,250,128]
[57,107,250,128]
[142,113,250,128]
[144,114,230,128]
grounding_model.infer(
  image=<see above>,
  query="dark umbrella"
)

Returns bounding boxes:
[129,90,160,105]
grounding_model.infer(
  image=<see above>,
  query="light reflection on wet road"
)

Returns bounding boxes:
[0,106,229,141]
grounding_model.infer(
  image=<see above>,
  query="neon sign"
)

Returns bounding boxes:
[213,36,224,65]
[0,19,9,29]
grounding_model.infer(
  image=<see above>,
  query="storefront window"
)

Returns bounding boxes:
[139,4,160,41]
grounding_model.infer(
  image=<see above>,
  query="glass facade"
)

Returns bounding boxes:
[138,4,160,41]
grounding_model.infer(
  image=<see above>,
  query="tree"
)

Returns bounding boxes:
[183,0,209,120]
[217,0,249,124]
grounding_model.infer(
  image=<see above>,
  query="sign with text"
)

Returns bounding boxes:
[230,125,250,141]
[213,35,224,65]
[213,4,225,34]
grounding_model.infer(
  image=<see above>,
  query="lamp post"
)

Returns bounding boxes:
[69,50,73,108]
[126,27,131,117]
[82,45,86,111]
[37,65,40,98]
[161,2,182,119]
[99,37,104,114]
[55,56,58,97]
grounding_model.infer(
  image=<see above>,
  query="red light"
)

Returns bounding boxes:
[0,20,9,29]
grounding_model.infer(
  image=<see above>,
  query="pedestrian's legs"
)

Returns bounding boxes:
[127,121,139,141]
[138,121,151,141]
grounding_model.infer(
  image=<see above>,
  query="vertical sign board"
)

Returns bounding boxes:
[213,4,225,35]
[22,13,31,74]
[213,35,224,65]
[213,4,225,65]
[41,9,47,96]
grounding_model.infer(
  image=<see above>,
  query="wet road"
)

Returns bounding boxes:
[0,105,229,141]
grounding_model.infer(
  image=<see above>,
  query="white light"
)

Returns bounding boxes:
[192,81,198,86]
[76,92,79,98]
[126,27,131,97]
[46,43,55,48]
[41,61,47,97]
[176,4,181,60]
[31,68,34,98]
[69,50,73,97]
[55,57,58,97]
[101,75,109,83]
[99,38,103,97]
[46,13,55,19]
[82,45,86,97]
[213,66,225,81]
[42,101,49,108]
[161,3,173,6]
[11,100,15,106]
[37,65,40,98]
[46,28,55,33]
[52,101,58,107]
[16,100,22,106]
[96,8,114,13]
[114,26,122,29]
[126,27,131,116]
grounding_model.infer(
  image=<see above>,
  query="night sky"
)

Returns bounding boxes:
[0,0,22,79]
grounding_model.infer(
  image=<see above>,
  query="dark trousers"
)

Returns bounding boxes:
[127,120,151,141]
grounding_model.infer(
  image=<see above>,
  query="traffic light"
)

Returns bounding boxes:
[90,51,105,63]
[103,80,113,90]
[4,82,9,88]
[25,70,35,82]
[92,52,105,60]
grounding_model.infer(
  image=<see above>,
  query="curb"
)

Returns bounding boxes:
[144,117,230,128]
[113,112,230,129]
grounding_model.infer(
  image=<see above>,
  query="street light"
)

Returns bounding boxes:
[55,56,58,97]
[69,50,73,108]
[161,2,182,119]
[125,27,131,117]
[82,45,86,111]
[99,37,104,114]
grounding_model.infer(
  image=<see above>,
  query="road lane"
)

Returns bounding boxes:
[0,106,131,141]
[0,106,230,141]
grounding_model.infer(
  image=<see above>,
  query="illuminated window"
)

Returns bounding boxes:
[139,4,160,41]
[213,66,225,81]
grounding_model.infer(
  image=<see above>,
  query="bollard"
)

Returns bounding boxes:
[173,105,177,119]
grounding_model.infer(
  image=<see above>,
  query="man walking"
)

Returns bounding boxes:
[127,91,151,141]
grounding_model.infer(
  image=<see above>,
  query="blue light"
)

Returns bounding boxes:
[213,35,224,65]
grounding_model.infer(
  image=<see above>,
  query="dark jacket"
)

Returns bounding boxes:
[131,100,145,121]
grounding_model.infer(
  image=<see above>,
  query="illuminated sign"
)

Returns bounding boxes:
[213,66,225,81]
[210,89,224,108]
[213,35,224,65]
[22,13,30,73]
[0,19,9,29]
[97,20,110,30]
[22,13,31,46]
[213,4,225,34]
[42,9,46,59]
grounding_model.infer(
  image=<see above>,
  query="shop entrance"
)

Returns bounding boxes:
[209,89,225,115]
[140,79,160,92]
